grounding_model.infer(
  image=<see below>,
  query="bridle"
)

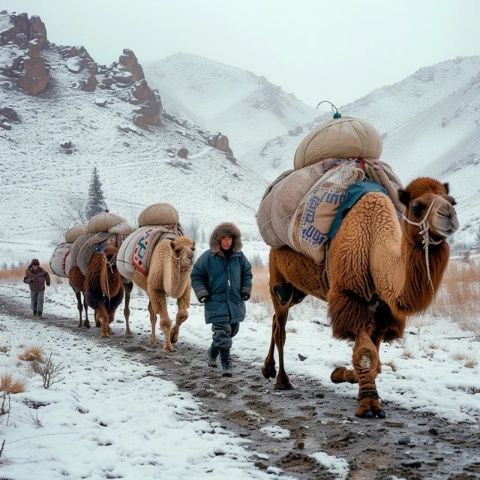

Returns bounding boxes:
[402,197,443,291]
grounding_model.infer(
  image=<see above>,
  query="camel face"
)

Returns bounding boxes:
[171,237,195,270]
[399,179,459,243]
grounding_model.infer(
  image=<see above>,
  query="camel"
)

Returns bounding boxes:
[68,263,133,332]
[262,177,458,418]
[132,236,195,352]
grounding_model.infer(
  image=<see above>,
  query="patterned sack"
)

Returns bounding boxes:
[117,224,184,279]
[288,161,365,263]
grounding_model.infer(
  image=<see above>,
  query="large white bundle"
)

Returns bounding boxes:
[65,225,88,243]
[294,116,382,170]
[257,162,337,247]
[49,242,72,277]
[138,203,179,227]
[87,212,126,234]
[257,161,365,264]
[66,234,92,274]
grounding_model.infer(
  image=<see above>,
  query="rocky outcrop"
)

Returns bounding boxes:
[0,13,47,49]
[17,40,49,95]
[0,13,50,95]
[118,49,144,83]
[208,133,233,155]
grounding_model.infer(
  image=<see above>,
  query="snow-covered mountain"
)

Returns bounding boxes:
[254,56,480,242]
[144,53,317,157]
[0,13,267,264]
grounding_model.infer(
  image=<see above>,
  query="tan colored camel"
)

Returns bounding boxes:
[132,236,195,352]
[263,177,458,418]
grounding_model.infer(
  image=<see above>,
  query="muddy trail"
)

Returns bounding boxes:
[1,295,479,480]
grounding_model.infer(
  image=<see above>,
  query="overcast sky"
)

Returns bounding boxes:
[3,0,480,106]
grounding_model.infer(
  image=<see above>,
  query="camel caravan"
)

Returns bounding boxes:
[257,110,459,418]
[50,204,195,350]
[48,109,459,418]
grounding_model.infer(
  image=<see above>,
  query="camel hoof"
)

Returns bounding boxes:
[101,333,110,338]
[274,382,294,391]
[331,367,346,384]
[125,330,132,337]
[163,345,174,353]
[95,322,101,328]
[262,364,277,379]
[355,407,386,419]
[85,321,90,329]
[170,329,179,344]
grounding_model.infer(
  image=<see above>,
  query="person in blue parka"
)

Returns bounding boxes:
[191,222,252,377]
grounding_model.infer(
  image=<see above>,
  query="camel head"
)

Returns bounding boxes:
[398,177,459,244]
[100,244,119,265]
[170,236,195,270]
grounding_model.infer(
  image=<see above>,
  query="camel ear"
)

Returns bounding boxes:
[398,188,410,207]
[443,182,449,194]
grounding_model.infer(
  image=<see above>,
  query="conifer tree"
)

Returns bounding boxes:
[85,166,107,219]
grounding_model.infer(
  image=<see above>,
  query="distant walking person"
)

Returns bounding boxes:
[191,222,252,377]
[23,259,50,318]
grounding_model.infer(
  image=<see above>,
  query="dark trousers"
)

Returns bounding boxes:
[211,322,239,351]
[30,290,44,314]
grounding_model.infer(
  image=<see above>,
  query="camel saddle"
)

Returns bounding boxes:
[77,232,120,276]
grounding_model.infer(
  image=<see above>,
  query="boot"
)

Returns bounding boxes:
[220,349,232,377]
[33,310,37,317]
[37,311,43,318]
[207,346,219,368]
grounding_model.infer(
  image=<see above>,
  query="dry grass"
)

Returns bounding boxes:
[433,257,480,333]
[384,360,397,372]
[18,345,44,362]
[0,373,26,394]
[251,265,271,304]
[0,263,52,282]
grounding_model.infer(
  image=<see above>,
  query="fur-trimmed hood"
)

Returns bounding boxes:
[209,222,242,254]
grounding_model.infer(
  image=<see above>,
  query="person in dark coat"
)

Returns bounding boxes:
[191,222,252,376]
[23,259,50,318]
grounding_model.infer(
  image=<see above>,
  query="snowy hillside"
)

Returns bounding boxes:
[0,13,267,264]
[144,53,317,156]
[255,56,480,242]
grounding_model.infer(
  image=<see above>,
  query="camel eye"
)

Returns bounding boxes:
[411,202,425,216]
[191,246,195,252]
[447,196,456,206]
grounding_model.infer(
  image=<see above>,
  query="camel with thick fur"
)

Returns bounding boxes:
[69,263,133,332]
[132,236,195,352]
[263,177,458,418]
[81,244,134,337]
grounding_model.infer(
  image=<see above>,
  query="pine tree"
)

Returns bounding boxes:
[85,166,107,219]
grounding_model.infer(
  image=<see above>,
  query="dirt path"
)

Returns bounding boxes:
[2,296,479,480]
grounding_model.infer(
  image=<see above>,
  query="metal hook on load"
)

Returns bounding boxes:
[315,100,341,118]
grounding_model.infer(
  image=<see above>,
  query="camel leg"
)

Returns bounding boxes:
[331,334,383,384]
[273,305,293,390]
[149,291,173,352]
[262,314,278,380]
[157,293,173,352]
[97,304,110,337]
[83,293,90,328]
[148,301,157,346]
[74,290,83,327]
[123,280,133,336]
[170,288,190,344]
[352,330,384,418]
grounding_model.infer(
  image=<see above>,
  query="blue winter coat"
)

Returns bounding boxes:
[191,250,252,324]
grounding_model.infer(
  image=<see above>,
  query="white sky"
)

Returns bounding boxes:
[2,0,480,106]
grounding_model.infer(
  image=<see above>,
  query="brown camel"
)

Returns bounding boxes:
[68,263,133,332]
[132,236,195,352]
[81,244,134,337]
[263,177,458,418]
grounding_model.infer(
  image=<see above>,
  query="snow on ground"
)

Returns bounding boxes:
[0,309,274,480]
